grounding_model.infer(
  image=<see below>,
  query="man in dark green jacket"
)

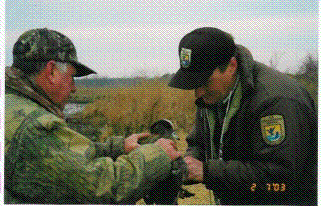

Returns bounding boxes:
[169,27,317,205]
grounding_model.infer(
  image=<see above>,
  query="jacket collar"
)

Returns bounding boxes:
[5,66,64,118]
[235,44,254,92]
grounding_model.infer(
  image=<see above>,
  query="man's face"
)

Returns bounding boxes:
[195,60,236,104]
[51,64,77,109]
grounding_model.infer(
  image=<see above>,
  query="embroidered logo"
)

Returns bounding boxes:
[261,115,285,145]
[180,48,192,68]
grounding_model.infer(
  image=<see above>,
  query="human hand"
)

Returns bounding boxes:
[184,156,204,183]
[155,138,182,161]
[124,133,150,154]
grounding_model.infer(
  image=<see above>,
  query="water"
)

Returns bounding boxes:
[63,103,101,141]
[63,103,87,116]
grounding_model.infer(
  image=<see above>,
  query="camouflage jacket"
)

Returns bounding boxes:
[5,67,172,204]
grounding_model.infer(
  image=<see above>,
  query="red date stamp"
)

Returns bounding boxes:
[251,183,286,192]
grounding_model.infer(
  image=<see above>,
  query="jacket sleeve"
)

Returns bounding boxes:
[87,136,125,161]
[203,98,317,198]
[184,128,199,157]
[184,108,206,161]
[9,114,172,204]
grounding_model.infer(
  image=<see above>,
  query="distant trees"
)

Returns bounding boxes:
[268,52,318,77]
[269,53,284,70]
[296,53,318,80]
[267,53,318,106]
[295,53,318,106]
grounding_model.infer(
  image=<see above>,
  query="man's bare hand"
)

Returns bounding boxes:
[124,133,150,154]
[155,138,182,161]
[184,156,203,183]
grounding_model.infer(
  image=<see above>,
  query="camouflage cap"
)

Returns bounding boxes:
[12,28,96,77]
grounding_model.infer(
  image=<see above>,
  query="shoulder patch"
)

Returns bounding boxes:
[261,115,285,145]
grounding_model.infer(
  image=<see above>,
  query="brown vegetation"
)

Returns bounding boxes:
[75,79,196,141]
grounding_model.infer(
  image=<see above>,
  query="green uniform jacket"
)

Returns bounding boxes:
[186,45,317,205]
[5,88,172,204]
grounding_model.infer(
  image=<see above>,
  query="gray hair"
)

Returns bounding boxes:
[27,61,69,84]
[55,62,69,73]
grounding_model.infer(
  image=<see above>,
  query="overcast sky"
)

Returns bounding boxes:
[5,0,319,78]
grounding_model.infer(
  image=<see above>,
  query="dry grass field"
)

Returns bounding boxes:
[70,79,217,204]
[73,79,197,138]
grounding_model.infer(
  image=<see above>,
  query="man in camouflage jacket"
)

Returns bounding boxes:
[169,27,317,205]
[5,28,181,204]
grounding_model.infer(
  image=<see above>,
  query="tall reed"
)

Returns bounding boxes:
[77,79,196,141]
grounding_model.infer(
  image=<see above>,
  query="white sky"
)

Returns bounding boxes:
[0,1,320,203]
[4,0,319,78]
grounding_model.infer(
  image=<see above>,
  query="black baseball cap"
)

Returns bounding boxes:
[168,27,236,90]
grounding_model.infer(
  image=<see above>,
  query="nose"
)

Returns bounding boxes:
[195,86,206,98]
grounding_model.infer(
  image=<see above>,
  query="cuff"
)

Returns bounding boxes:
[203,161,210,185]
[110,136,125,158]
[203,159,226,191]
[135,144,172,180]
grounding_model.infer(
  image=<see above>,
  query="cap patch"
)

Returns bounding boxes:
[180,48,192,68]
[261,115,285,145]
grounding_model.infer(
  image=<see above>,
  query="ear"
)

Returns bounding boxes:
[227,57,237,76]
[43,60,58,84]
